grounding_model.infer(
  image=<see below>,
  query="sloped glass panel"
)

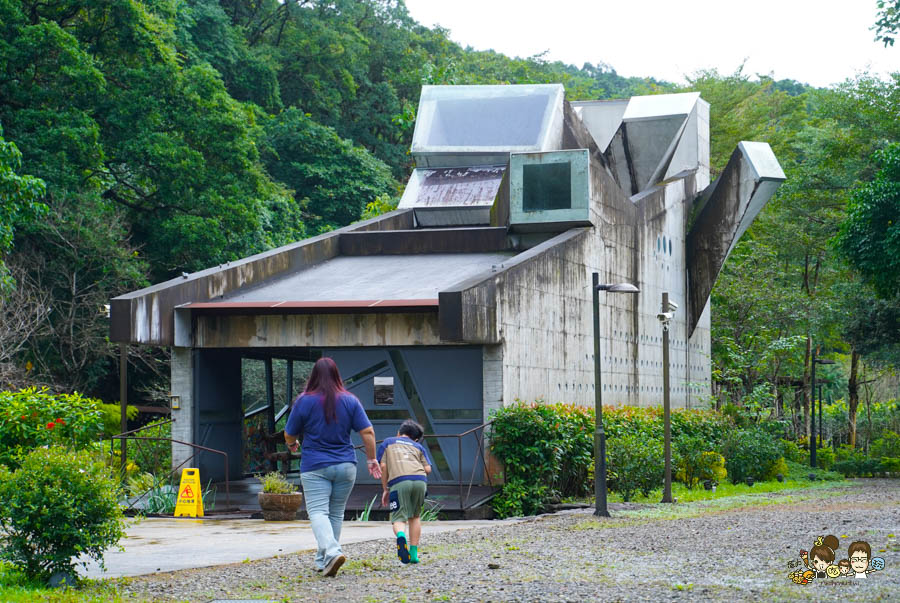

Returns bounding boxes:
[425,95,547,147]
[413,84,564,152]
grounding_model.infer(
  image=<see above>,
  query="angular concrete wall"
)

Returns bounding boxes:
[686,141,785,335]
[450,151,712,409]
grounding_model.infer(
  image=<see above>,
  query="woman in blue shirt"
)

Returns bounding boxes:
[284,357,381,576]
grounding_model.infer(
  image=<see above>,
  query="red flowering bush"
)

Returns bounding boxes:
[0,388,104,467]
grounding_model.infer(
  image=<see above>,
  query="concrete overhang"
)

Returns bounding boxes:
[112,218,515,348]
[110,209,413,346]
[686,141,786,335]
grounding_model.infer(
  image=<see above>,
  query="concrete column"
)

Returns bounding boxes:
[170,347,195,471]
[482,344,504,485]
[482,344,504,422]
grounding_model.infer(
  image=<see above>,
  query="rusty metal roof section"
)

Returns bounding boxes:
[398,166,506,226]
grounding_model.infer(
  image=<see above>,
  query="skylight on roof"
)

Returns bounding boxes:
[411,84,564,154]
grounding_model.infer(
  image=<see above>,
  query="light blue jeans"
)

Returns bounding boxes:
[300,462,356,569]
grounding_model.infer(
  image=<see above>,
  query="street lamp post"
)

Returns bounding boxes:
[592,273,639,517]
[818,384,824,448]
[810,348,835,468]
[658,292,678,504]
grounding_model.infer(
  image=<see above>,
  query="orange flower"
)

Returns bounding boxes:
[46,422,55,430]
[55,417,65,424]
[20,415,26,420]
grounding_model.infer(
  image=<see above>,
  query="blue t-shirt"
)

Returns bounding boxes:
[284,392,372,473]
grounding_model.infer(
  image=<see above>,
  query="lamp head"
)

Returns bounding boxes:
[596,283,640,293]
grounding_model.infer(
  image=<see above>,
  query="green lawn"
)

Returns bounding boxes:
[0,564,131,603]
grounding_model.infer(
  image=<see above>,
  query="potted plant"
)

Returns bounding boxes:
[258,472,303,521]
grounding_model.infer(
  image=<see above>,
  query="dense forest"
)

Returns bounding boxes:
[1,0,898,446]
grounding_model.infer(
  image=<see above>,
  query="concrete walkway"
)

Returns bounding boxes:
[80,517,501,579]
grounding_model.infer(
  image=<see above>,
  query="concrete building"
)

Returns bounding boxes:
[110,84,784,487]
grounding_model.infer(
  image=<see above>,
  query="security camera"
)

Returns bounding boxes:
[657,312,674,322]
[665,300,679,312]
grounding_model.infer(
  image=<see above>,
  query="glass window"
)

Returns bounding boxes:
[522,162,572,211]
[424,95,548,147]
[413,84,563,152]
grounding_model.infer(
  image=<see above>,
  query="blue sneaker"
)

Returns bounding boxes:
[397,535,410,564]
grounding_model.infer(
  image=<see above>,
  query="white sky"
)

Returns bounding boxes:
[404,0,900,89]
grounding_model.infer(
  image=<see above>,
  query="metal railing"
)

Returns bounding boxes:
[358,420,496,510]
[111,419,232,512]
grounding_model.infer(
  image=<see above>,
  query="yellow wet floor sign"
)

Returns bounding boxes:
[174,468,204,517]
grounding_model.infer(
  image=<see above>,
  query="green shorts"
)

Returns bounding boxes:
[389,480,426,523]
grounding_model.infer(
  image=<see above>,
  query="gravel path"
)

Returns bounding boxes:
[116,479,900,602]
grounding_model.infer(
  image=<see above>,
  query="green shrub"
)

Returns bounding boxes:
[832,455,886,478]
[835,444,863,463]
[126,472,157,497]
[604,406,734,447]
[126,419,172,477]
[871,431,900,458]
[880,457,900,473]
[490,477,548,518]
[859,458,885,476]
[719,428,782,484]
[0,388,104,467]
[607,433,664,501]
[696,451,728,484]
[97,403,138,437]
[815,446,835,470]
[0,446,124,579]
[489,403,735,515]
[785,460,843,481]
[260,471,297,494]
[673,435,709,488]
[780,439,805,463]
[489,402,592,517]
[832,459,860,477]
[765,456,789,480]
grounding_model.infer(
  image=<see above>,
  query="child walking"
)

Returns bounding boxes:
[378,419,432,564]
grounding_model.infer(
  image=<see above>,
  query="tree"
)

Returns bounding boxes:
[874,0,900,46]
[837,143,900,298]
[0,127,46,290]
[261,109,397,233]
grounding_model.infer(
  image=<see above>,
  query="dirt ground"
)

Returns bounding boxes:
[116,479,900,602]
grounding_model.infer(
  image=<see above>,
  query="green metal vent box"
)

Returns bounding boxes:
[509,149,591,232]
